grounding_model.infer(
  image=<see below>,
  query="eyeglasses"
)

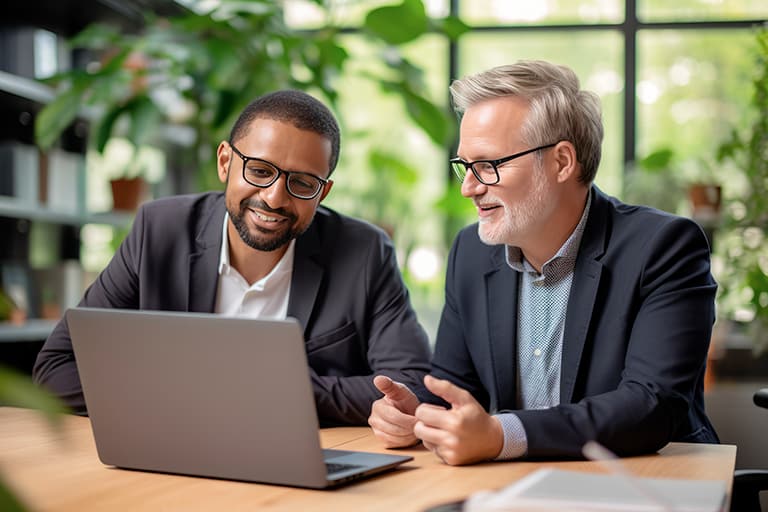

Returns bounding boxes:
[230,144,329,200]
[450,143,558,185]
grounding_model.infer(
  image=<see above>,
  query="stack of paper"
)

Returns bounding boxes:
[464,468,726,512]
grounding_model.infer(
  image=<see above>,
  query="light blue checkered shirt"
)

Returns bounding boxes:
[494,194,591,460]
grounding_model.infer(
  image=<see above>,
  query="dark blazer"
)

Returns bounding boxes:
[33,192,431,426]
[428,187,719,458]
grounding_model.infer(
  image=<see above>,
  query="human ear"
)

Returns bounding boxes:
[216,142,232,184]
[553,141,578,183]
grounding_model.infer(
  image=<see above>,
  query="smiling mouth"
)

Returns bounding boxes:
[477,204,501,212]
[251,209,283,223]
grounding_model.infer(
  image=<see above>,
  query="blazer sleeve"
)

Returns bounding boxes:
[516,216,718,458]
[424,230,489,409]
[32,205,147,414]
[308,230,431,426]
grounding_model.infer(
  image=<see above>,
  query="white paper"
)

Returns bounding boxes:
[464,468,726,512]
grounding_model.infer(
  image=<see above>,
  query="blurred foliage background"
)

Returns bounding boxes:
[32,0,768,342]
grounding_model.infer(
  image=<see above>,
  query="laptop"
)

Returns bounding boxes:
[66,307,413,488]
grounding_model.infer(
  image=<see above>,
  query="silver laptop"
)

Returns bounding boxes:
[66,307,413,488]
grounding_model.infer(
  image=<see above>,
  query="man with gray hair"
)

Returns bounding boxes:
[369,60,719,464]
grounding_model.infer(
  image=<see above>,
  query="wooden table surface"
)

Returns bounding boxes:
[0,407,736,511]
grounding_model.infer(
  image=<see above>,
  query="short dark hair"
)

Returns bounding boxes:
[229,90,341,175]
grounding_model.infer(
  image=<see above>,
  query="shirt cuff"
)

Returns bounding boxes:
[493,412,528,460]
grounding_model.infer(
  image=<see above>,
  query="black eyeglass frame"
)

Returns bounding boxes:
[229,143,330,200]
[450,142,559,185]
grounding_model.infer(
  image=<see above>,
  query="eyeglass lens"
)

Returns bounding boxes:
[244,160,322,198]
[451,161,497,184]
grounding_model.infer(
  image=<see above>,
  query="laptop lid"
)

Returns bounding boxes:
[66,307,412,488]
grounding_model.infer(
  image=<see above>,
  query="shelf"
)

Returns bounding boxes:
[0,69,99,120]
[0,319,57,342]
[0,69,54,104]
[0,70,194,147]
[0,196,134,228]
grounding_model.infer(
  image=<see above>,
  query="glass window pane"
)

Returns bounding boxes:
[460,0,624,25]
[458,31,624,199]
[639,0,768,22]
[636,29,754,172]
[322,34,449,337]
[284,0,450,29]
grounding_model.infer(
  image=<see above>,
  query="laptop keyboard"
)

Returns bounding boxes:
[326,462,365,474]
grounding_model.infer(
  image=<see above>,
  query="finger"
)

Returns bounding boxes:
[373,375,395,394]
[368,399,419,448]
[369,424,418,449]
[423,375,473,407]
[374,375,416,402]
[370,400,418,436]
[422,439,438,453]
[374,375,420,415]
[414,403,452,429]
[413,419,451,447]
[422,441,445,464]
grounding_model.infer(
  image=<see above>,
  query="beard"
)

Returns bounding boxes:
[477,165,550,247]
[228,198,313,252]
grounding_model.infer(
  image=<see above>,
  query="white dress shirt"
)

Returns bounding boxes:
[214,214,294,320]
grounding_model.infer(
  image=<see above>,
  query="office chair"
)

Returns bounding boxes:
[730,388,768,512]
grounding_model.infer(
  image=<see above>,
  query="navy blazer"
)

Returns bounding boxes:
[33,192,431,426]
[428,187,719,458]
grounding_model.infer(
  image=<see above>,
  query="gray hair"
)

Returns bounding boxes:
[450,60,603,184]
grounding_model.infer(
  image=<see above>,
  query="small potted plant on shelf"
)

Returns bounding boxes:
[109,161,147,212]
[623,147,686,214]
[678,156,722,226]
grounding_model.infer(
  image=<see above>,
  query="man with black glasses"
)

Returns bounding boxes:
[34,90,431,426]
[368,60,719,464]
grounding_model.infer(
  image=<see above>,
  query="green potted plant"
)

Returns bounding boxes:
[676,156,722,223]
[715,24,768,355]
[34,0,465,193]
[623,147,686,214]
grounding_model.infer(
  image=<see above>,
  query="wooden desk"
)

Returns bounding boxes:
[0,407,736,511]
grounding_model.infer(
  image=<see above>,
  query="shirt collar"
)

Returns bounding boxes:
[219,213,232,275]
[506,191,592,276]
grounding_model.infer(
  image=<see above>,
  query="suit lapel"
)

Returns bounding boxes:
[486,246,519,412]
[287,220,324,334]
[560,187,607,403]
[187,198,226,312]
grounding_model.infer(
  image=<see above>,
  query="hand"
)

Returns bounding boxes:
[368,375,421,448]
[414,375,503,466]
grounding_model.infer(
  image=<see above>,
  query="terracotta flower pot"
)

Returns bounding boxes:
[688,183,721,217]
[110,177,145,212]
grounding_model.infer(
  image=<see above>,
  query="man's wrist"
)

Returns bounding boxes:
[487,416,505,460]
[493,413,528,460]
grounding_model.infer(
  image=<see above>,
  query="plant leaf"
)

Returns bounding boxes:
[431,15,471,40]
[402,90,453,146]
[34,85,86,151]
[94,103,126,153]
[0,480,26,512]
[638,147,674,173]
[0,366,68,421]
[128,95,162,148]
[364,0,429,45]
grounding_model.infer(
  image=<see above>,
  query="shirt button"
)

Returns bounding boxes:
[533,348,542,357]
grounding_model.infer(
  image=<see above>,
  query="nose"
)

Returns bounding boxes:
[460,169,487,198]
[258,173,293,209]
